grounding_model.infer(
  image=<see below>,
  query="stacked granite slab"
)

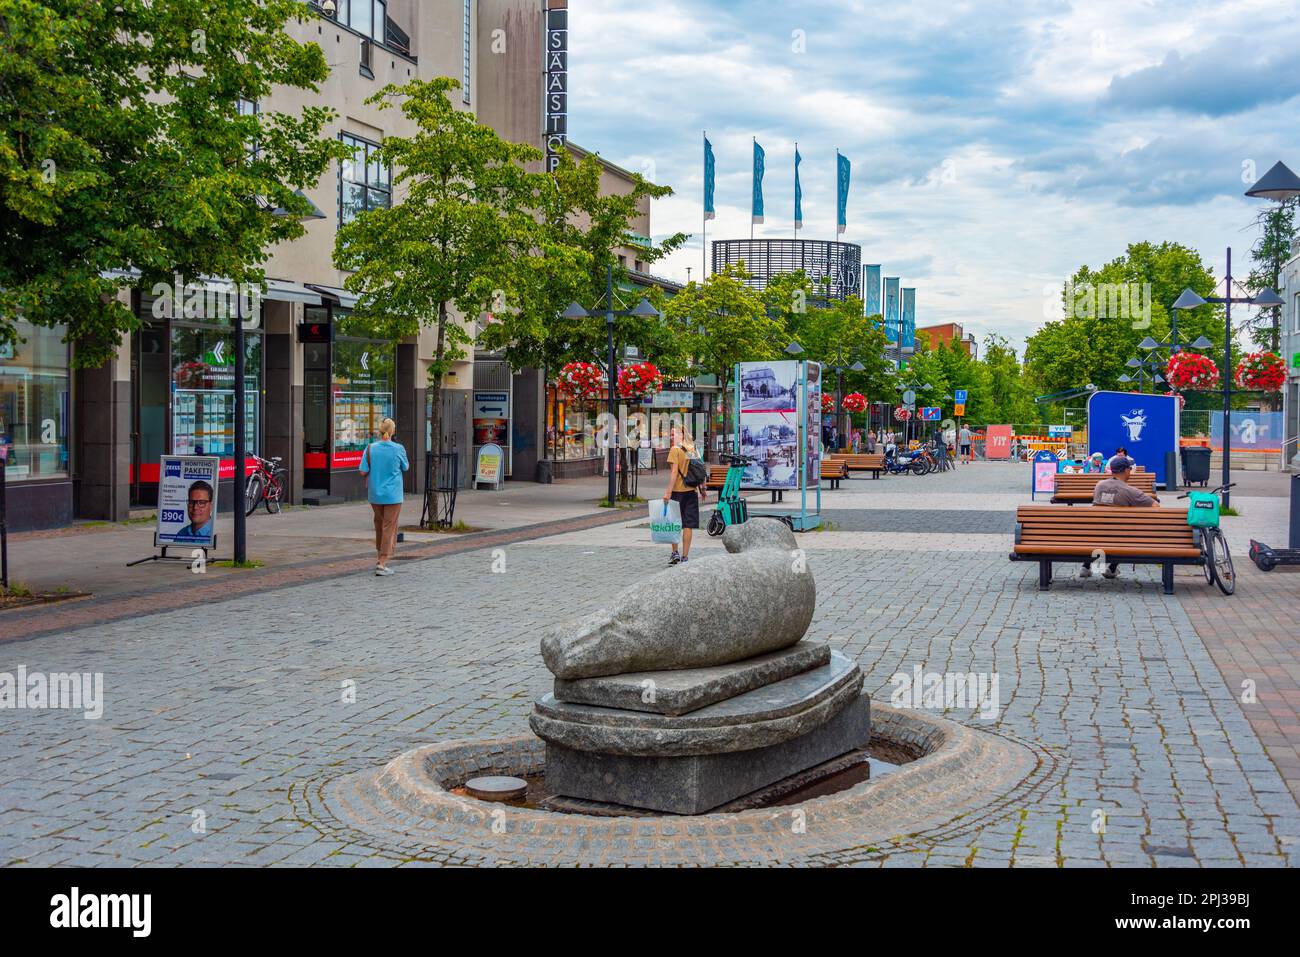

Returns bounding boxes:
[530,519,870,814]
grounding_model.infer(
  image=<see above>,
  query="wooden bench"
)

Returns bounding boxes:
[832,453,885,479]
[820,459,848,488]
[1051,471,1156,504]
[1009,505,1203,594]
[705,465,730,490]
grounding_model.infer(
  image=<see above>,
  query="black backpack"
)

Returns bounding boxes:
[682,457,709,488]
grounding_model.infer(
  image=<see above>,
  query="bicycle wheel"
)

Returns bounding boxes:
[244,473,264,517]
[1208,527,1235,595]
[1198,529,1214,586]
[264,472,284,514]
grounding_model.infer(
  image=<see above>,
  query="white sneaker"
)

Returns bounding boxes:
[375,566,395,576]
[1079,566,1092,579]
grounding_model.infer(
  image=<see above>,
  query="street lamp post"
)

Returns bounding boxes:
[564,265,662,508]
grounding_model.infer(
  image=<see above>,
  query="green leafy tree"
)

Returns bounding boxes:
[1,0,348,365]
[333,77,541,456]
[784,294,891,438]
[1245,198,1298,354]
[663,264,784,437]
[1025,241,1220,400]
[478,147,688,377]
[977,334,1038,426]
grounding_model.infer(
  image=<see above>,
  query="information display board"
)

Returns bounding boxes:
[734,359,821,529]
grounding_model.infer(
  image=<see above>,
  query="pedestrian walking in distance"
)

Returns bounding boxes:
[359,417,409,576]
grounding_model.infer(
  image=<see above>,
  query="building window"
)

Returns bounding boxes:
[332,312,394,469]
[0,320,69,481]
[462,0,472,103]
[171,324,261,461]
[339,133,391,225]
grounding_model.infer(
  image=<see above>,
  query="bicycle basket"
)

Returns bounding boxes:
[1185,491,1220,529]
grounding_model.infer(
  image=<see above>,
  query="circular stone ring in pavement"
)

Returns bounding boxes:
[293,705,1060,867]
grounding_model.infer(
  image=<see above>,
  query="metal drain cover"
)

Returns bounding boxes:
[464,776,528,802]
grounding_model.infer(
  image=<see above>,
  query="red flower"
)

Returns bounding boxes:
[893,405,911,421]
[820,393,836,415]
[842,392,867,413]
[617,361,664,399]
[1165,352,1220,391]
[558,361,604,400]
[1234,351,1285,392]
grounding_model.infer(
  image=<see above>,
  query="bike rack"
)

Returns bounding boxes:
[420,450,459,530]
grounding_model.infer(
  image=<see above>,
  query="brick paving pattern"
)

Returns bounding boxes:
[1,462,1296,866]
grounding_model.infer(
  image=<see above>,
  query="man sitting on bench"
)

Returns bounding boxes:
[1081,455,1159,580]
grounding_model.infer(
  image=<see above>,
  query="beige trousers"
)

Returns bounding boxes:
[371,503,401,565]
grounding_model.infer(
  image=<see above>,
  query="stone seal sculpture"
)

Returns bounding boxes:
[541,519,815,679]
[530,518,871,814]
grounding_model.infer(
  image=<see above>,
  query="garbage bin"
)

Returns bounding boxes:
[535,460,554,484]
[1181,446,1211,487]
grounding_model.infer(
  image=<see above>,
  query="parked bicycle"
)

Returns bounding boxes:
[1179,482,1236,595]
[244,453,287,516]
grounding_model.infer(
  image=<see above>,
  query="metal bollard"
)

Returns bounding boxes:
[1291,472,1299,550]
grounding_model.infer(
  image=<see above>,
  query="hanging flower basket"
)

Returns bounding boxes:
[1234,351,1286,392]
[842,392,867,413]
[558,361,604,400]
[820,393,836,415]
[893,405,911,422]
[1164,352,1220,391]
[617,361,664,399]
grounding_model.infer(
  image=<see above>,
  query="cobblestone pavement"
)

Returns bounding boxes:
[1,462,1297,867]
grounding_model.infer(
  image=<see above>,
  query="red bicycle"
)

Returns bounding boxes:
[244,454,286,516]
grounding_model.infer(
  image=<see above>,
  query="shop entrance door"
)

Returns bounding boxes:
[303,341,331,491]
[130,321,168,506]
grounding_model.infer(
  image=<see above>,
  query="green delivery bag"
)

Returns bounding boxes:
[1185,491,1220,529]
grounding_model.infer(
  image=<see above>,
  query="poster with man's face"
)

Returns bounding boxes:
[156,456,220,548]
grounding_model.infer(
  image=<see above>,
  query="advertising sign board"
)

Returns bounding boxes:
[156,455,220,549]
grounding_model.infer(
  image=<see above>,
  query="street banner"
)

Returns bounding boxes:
[902,287,916,348]
[794,146,803,229]
[986,424,1013,459]
[864,264,881,317]
[1209,411,1283,452]
[752,139,765,224]
[704,135,716,221]
[156,455,219,549]
[1086,391,1179,487]
[836,151,851,234]
[885,277,900,343]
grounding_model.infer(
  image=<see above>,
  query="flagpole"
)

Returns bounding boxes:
[702,130,707,280]
[793,141,798,241]
[750,136,755,242]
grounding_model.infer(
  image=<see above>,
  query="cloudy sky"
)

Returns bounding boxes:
[566,0,1300,352]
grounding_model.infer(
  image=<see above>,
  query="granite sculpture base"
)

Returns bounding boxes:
[531,648,871,814]
[542,695,870,814]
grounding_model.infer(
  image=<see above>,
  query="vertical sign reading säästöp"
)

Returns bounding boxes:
[545,2,568,173]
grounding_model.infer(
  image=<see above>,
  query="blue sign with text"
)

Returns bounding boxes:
[1087,391,1178,487]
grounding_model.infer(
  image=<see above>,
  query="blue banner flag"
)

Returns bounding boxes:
[836,152,851,235]
[884,277,900,343]
[864,264,881,317]
[794,146,803,230]
[752,139,765,224]
[704,136,716,221]
[902,287,916,348]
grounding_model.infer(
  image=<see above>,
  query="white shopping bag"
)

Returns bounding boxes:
[649,499,683,545]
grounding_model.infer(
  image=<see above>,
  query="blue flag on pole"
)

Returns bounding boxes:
[836,152,851,235]
[704,136,716,221]
[752,140,765,224]
[794,146,803,230]
[864,264,881,317]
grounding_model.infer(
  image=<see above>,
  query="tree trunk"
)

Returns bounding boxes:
[429,302,447,472]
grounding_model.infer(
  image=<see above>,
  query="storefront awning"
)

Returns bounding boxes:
[263,279,321,305]
[305,283,359,309]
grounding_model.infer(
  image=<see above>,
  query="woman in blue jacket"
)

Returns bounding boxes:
[358,417,409,576]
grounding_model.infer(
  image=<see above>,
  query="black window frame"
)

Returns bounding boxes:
[338,132,391,226]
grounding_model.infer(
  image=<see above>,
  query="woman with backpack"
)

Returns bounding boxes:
[663,425,708,566]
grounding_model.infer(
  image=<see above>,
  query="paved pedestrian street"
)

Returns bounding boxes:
[2,463,1298,867]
